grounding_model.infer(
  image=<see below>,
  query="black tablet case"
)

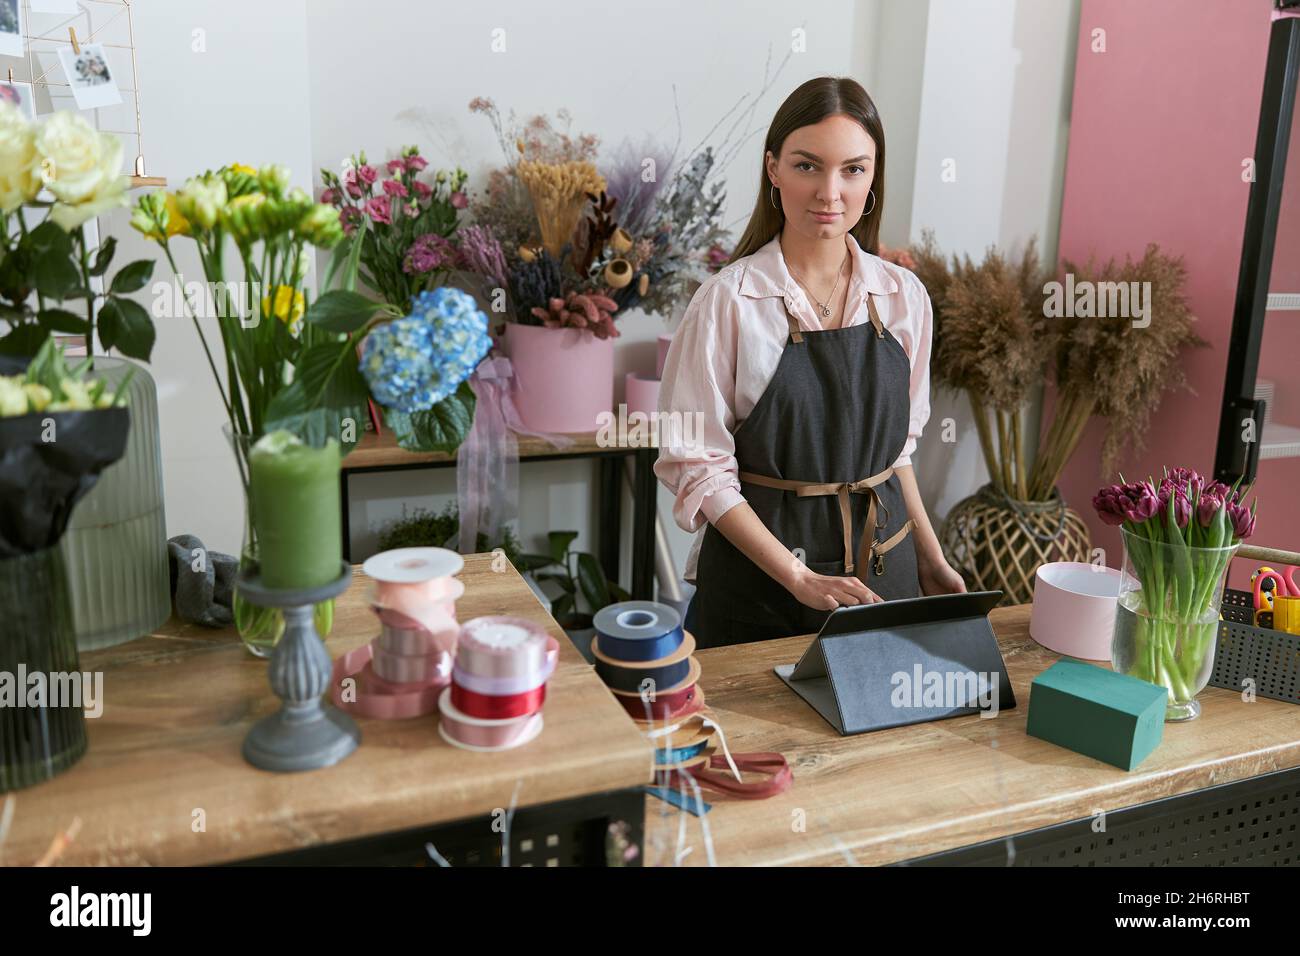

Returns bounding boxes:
[773,591,1016,735]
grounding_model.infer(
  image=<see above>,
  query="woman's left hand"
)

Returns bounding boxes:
[918,551,967,596]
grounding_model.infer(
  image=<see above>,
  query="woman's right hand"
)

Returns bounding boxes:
[785,562,882,611]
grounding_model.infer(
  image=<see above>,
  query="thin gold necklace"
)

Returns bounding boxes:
[786,247,849,319]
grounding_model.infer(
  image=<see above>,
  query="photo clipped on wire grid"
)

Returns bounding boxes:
[0,80,35,120]
[0,0,25,59]
[58,41,123,110]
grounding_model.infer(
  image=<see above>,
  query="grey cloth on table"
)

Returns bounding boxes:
[167,534,238,627]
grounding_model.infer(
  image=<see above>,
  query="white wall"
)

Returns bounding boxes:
[89,0,1076,589]
[109,0,314,556]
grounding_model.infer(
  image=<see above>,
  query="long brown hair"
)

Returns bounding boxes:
[729,76,886,264]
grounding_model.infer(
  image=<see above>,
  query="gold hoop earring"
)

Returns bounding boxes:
[770,184,781,211]
[862,189,876,217]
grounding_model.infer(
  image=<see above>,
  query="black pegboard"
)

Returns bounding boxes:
[1210,589,1300,704]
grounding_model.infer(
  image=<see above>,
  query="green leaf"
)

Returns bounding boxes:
[97,297,156,361]
[0,323,50,357]
[20,334,67,386]
[303,289,384,333]
[551,592,575,621]
[386,380,477,454]
[32,250,81,299]
[26,220,72,257]
[263,338,369,448]
[89,236,118,277]
[576,551,612,613]
[547,530,579,564]
[37,308,88,334]
[514,552,559,572]
[109,258,155,294]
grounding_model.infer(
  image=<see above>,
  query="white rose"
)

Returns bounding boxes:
[0,375,29,416]
[0,101,40,213]
[36,110,126,229]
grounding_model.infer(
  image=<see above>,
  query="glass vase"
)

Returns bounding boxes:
[223,425,335,659]
[0,546,88,793]
[59,357,171,651]
[1111,526,1238,721]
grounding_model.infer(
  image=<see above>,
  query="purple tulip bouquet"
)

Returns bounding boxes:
[1093,467,1258,720]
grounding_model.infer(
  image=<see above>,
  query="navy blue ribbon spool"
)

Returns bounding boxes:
[653,737,710,765]
[593,601,683,662]
[594,654,691,694]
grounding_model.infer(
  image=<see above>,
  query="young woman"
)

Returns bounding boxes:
[655,76,966,650]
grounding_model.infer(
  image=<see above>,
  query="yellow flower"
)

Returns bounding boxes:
[22,382,51,412]
[261,285,305,328]
[230,162,257,176]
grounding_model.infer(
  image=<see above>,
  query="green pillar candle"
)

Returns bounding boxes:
[249,430,341,591]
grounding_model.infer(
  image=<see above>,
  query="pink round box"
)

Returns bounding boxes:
[1029,561,1123,661]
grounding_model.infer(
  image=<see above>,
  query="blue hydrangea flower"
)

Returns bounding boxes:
[360,287,491,412]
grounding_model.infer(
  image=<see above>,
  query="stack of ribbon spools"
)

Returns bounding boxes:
[332,548,464,719]
[439,615,558,751]
[591,600,793,801]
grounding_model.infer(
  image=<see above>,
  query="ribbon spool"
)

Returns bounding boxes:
[457,616,554,678]
[438,688,544,752]
[653,736,713,765]
[364,548,465,645]
[593,600,684,662]
[446,616,556,729]
[333,547,465,720]
[591,630,696,693]
[331,644,448,720]
[610,658,703,719]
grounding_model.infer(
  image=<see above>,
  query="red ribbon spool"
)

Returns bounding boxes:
[450,682,547,720]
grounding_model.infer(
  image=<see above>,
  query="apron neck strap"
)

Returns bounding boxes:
[782,292,884,343]
[866,293,885,338]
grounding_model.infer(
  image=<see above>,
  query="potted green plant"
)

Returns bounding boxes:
[515,530,629,656]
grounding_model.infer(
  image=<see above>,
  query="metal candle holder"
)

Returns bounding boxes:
[238,562,360,772]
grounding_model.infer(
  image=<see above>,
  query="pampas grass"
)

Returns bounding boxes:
[909,234,1205,502]
[911,230,1050,499]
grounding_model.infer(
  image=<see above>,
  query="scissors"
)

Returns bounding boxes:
[1251,566,1300,628]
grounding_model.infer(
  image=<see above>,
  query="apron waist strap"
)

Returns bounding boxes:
[738,467,908,574]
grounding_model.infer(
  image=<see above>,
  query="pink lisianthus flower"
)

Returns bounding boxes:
[356,164,378,185]
[364,195,393,225]
[412,181,432,201]
[386,159,406,176]
[405,155,428,172]
[450,190,468,209]
[382,179,409,199]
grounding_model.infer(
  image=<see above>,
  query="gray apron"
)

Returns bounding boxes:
[685,291,920,649]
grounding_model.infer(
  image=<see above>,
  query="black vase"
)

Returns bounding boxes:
[0,545,87,792]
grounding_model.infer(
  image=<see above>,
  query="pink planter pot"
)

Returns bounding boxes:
[502,323,614,433]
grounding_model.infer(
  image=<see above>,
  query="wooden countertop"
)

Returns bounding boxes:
[0,555,653,866]
[341,427,619,469]
[648,605,1300,867]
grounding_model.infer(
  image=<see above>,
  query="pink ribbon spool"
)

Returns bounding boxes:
[363,548,465,650]
[372,644,451,684]
[374,622,438,657]
[331,644,449,719]
[437,687,544,751]
[455,616,555,681]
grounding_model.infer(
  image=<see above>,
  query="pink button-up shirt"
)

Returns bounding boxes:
[654,232,934,583]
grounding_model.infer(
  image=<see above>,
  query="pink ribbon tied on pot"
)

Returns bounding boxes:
[456,356,575,555]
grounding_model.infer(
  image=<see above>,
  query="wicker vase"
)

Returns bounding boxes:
[940,483,1092,606]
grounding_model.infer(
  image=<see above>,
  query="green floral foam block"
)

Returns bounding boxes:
[1026,659,1167,771]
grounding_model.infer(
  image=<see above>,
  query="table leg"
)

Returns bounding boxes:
[598,457,621,586]
[631,448,656,600]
